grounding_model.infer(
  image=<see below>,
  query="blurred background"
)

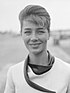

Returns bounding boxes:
[0,0,70,93]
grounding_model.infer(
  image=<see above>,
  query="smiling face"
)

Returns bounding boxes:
[21,19,50,55]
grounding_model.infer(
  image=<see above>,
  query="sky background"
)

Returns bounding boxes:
[0,0,70,33]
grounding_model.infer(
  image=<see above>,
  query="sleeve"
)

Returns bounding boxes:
[4,67,15,93]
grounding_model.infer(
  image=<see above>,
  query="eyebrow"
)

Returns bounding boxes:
[36,27,44,30]
[24,27,44,31]
[24,28,32,30]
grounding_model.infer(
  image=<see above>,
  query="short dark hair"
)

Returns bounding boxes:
[19,5,51,33]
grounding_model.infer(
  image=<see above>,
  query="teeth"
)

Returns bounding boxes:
[32,44,39,45]
[30,43,41,45]
[31,44,40,46]
[32,44,38,46]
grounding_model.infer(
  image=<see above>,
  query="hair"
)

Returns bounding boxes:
[19,5,51,33]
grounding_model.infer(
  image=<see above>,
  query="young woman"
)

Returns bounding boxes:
[4,5,70,93]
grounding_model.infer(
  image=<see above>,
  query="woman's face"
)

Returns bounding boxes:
[21,19,50,55]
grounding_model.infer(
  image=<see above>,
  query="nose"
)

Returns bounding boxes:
[30,32,38,42]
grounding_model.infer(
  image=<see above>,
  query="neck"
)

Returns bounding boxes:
[29,50,48,66]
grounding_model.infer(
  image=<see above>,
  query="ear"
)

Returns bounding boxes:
[47,32,50,40]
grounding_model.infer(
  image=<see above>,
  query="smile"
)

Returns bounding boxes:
[29,43,41,45]
[29,43,41,48]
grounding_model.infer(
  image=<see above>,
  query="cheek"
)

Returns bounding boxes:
[40,35,48,43]
[22,36,30,45]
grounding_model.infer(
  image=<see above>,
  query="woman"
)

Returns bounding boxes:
[4,5,70,93]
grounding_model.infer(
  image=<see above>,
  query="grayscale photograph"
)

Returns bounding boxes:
[0,0,70,93]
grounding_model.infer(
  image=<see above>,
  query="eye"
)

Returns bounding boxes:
[37,31,45,34]
[24,31,31,35]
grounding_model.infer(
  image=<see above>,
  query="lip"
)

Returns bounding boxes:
[29,43,41,45]
[29,43,41,48]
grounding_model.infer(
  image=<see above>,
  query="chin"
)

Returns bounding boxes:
[30,49,44,55]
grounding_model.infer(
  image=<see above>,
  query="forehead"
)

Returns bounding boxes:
[22,19,45,29]
[22,16,47,31]
[23,15,46,26]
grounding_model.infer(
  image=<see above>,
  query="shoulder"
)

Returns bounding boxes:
[53,57,70,83]
[7,60,25,75]
[12,60,25,69]
[55,57,70,67]
[54,57,70,73]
